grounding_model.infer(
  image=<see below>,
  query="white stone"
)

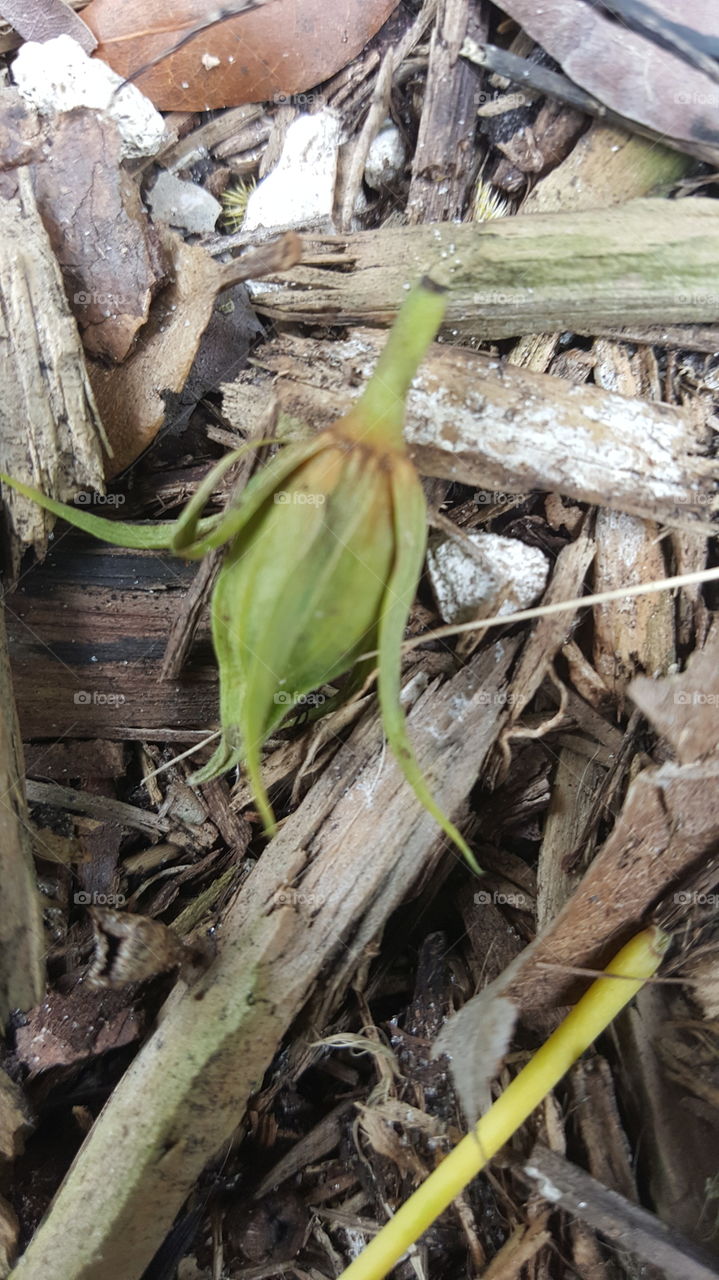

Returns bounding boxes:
[427,531,549,625]
[364,120,406,190]
[13,34,166,159]
[148,171,222,235]
[243,110,340,236]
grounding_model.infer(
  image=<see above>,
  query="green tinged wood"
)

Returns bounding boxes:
[247,199,719,337]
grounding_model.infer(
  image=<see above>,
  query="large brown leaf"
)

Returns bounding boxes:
[493,0,719,163]
[81,0,400,110]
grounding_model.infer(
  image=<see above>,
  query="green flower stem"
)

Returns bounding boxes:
[345,277,447,448]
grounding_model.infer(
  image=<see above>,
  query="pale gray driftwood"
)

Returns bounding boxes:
[222,330,717,532]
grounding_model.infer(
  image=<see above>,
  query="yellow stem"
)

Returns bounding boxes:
[338,925,669,1280]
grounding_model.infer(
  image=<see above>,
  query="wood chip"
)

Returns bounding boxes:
[0,165,107,576]
[0,602,45,1023]
[223,329,717,532]
[518,1144,719,1280]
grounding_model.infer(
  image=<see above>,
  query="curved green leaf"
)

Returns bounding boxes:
[377,463,481,873]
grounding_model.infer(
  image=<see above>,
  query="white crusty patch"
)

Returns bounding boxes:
[13,35,166,159]
[244,110,341,235]
[428,532,549,625]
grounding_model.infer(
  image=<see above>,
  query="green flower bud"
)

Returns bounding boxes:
[0,278,479,871]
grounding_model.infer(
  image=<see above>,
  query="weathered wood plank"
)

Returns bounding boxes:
[6,538,217,741]
[223,330,717,531]
[247,199,719,337]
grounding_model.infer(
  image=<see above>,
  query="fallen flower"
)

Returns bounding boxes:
[1,277,479,869]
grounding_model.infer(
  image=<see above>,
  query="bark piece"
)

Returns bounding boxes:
[0,166,107,577]
[247,200,719,337]
[522,121,691,214]
[490,95,587,197]
[508,756,719,1015]
[438,627,719,1122]
[518,1144,719,1280]
[23,740,125,781]
[0,1195,19,1278]
[619,982,719,1244]
[5,540,217,742]
[222,330,717,532]
[30,108,167,362]
[0,602,44,1024]
[26,782,171,837]
[406,0,485,222]
[90,230,300,476]
[592,509,675,703]
[499,523,595,726]
[336,47,394,233]
[0,88,46,170]
[536,745,603,928]
[568,1057,637,1203]
[0,1067,31,1162]
[590,341,676,703]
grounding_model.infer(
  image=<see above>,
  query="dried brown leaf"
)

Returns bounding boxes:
[91,230,300,475]
[30,109,167,362]
[630,622,719,762]
[14,983,144,1077]
[494,0,719,163]
[82,0,400,110]
[0,0,96,52]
